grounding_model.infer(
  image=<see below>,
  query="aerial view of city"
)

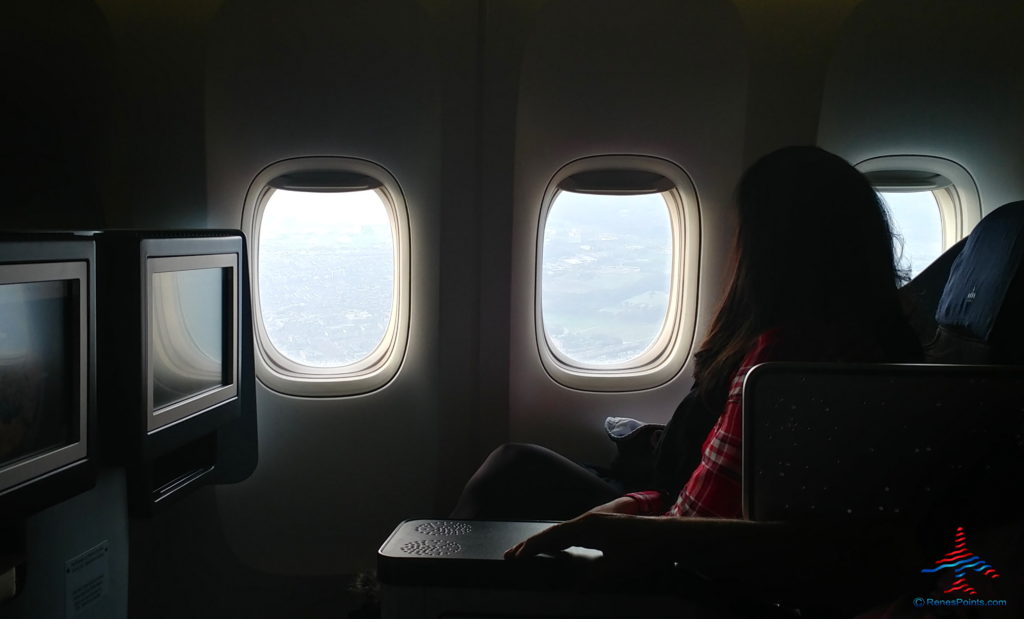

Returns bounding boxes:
[258,189,395,367]
[541,191,673,365]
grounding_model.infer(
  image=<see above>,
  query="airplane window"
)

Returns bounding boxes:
[541,191,674,367]
[258,188,395,368]
[245,158,409,397]
[860,156,981,285]
[534,157,697,391]
[877,190,943,281]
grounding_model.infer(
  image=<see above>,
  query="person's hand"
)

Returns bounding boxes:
[501,497,640,559]
[504,511,638,560]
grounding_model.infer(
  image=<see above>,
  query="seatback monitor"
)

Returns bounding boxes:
[96,230,249,515]
[0,237,95,518]
[146,254,238,433]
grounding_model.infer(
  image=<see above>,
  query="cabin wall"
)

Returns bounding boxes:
[94,0,219,228]
[4,1,1023,619]
[731,0,862,162]
[204,0,446,577]
[508,0,747,462]
[2,1,113,230]
[819,0,1024,215]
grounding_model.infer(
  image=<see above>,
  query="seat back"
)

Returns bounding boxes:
[742,362,1024,524]
[929,201,1024,363]
[897,237,965,348]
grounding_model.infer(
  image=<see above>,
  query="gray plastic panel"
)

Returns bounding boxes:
[378,520,607,589]
[743,363,1024,523]
[381,520,552,561]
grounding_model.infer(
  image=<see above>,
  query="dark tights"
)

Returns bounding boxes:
[450,443,621,520]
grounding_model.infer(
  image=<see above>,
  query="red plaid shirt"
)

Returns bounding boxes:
[627,329,785,519]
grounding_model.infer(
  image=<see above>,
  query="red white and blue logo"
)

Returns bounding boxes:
[921,526,1001,596]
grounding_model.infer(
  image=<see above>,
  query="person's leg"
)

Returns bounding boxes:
[450,443,620,520]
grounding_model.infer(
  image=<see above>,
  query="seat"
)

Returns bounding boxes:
[742,362,1024,523]
[927,200,1024,363]
[741,361,1024,613]
[896,237,966,349]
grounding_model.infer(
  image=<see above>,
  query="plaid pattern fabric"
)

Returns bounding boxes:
[625,329,783,519]
[670,329,782,518]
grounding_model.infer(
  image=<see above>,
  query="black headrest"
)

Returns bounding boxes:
[935,201,1024,341]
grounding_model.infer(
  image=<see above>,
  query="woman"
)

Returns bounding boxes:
[496,146,931,613]
[606,143,921,520]
[453,145,919,524]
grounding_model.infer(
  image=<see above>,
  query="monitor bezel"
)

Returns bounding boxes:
[143,253,239,434]
[0,260,89,495]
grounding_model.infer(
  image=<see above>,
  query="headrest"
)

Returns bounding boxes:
[935,201,1024,341]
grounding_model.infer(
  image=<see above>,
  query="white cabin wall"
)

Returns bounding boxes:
[508,0,748,462]
[94,0,219,228]
[425,0,494,514]
[3,1,113,231]
[205,0,445,575]
[471,0,547,505]
[819,0,1024,216]
[732,0,862,163]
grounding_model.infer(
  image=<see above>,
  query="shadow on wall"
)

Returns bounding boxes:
[1,1,113,231]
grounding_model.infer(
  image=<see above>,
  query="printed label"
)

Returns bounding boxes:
[65,541,109,617]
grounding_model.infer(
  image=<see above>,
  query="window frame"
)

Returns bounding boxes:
[534,155,700,392]
[242,157,410,397]
[857,155,982,255]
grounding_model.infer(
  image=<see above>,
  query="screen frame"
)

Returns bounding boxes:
[144,253,238,434]
[0,260,89,494]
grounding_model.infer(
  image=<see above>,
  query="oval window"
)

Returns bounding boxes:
[534,156,699,391]
[245,157,409,397]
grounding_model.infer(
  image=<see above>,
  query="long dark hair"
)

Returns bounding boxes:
[693,146,912,405]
